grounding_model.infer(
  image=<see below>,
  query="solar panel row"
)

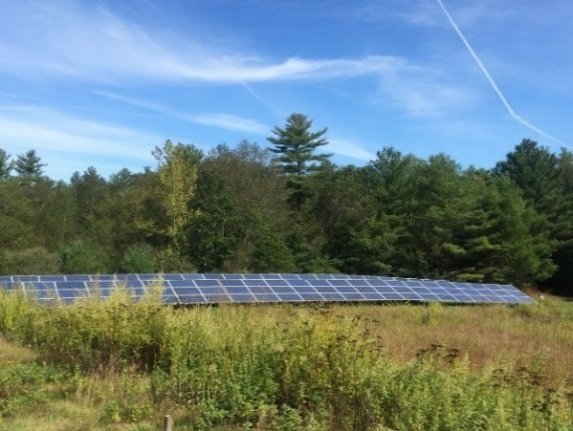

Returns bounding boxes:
[0,273,534,305]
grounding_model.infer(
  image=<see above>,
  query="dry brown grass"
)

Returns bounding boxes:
[334,299,573,385]
[0,336,37,364]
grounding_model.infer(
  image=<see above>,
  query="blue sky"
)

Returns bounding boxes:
[1,0,571,180]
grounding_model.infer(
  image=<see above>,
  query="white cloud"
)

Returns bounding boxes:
[0,1,404,84]
[376,66,475,117]
[0,106,165,178]
[94,91,167,112]
[341,1,442,27]
[187,113,269,135]
[327,139,376,161]
[0,1,479,120]
[172,56,404,83]
[0,119,151,160]
[96,91,270,135]
[94,92,376,158]
[372,0,514,29]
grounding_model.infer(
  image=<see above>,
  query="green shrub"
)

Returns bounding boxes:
[0,247,59,275]
[0,362,67,417]
[119,244,156,273]
[59,240,108,273]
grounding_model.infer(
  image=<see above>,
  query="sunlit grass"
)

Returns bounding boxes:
[1,286,573,430]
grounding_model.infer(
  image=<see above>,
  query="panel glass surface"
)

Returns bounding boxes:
[0,274,535,305]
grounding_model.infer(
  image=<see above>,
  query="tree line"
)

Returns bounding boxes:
[0,113,571,294]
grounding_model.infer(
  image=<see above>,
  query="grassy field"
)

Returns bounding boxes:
[1,287,573,430]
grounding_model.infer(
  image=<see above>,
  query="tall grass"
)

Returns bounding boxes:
[1,286,573,430]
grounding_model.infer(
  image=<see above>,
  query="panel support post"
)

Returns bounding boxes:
[163,415,173,431]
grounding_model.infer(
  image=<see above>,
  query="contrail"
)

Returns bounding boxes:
[435,0,564,146]
[239,81,285,121]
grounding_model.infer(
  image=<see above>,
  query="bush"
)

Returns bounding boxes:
[59,240,108,273]
[119,244,156,273]
[0,247,59,275]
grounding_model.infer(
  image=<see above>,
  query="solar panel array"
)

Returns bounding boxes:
[0,273,534,305]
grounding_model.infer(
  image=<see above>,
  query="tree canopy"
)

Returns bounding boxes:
[0,149,11,179]
[267,113,331,175]
[14,149,45,181]
[0,132,571,295]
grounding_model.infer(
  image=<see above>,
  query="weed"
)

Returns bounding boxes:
[0,287,572,430]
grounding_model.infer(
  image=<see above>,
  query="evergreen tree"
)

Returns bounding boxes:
[496,139,569,290]
[14,149,45,181]
[0,149,11,179]
[70,167,111,249]
[0,179,36,249]
[268,113,331,175]
[549,149,573,294]
[441,172,555,283]
[268,113,331,208]
[495,139,563,223]
[187,167,239,272]
[368,147,428,276]
[311,165,395,275]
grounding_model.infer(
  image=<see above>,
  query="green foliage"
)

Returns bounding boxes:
[106,168,164,263]
[1,137,572,290]
[93,373,154,424]
[0,362,67,417]
[0,149,11,179]
[13,149,45,182]
[70,167,109,236]
[435,173,555,283]
[0,287,167,370]
[312,165,395,274]
[119,244,156,273]
[268,113,331,176]
[0,179,36,249]
[59,240,108,274]
[192,142,293,272]
[152,140,203,268]
[496,140,572,292]
[187,166,239,272]
[268,114,332,208]
[0,247,59,275]
[1,292,573,430]
[249,212,296,272]
[495,139,563,221]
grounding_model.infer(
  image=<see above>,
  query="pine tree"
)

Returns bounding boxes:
[495,139,563,221]
[496,139,570,290]
[267,113,331,176]
[14,149,45,182]
[0,149,11,179]
[268,113,331,207]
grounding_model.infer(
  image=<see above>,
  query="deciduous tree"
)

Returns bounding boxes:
[152,140,202,269]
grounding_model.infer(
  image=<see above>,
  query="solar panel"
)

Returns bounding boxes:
[0,273,535,305]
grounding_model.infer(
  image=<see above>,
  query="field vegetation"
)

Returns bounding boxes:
[2,118,573,429]
[1,287,573,430]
